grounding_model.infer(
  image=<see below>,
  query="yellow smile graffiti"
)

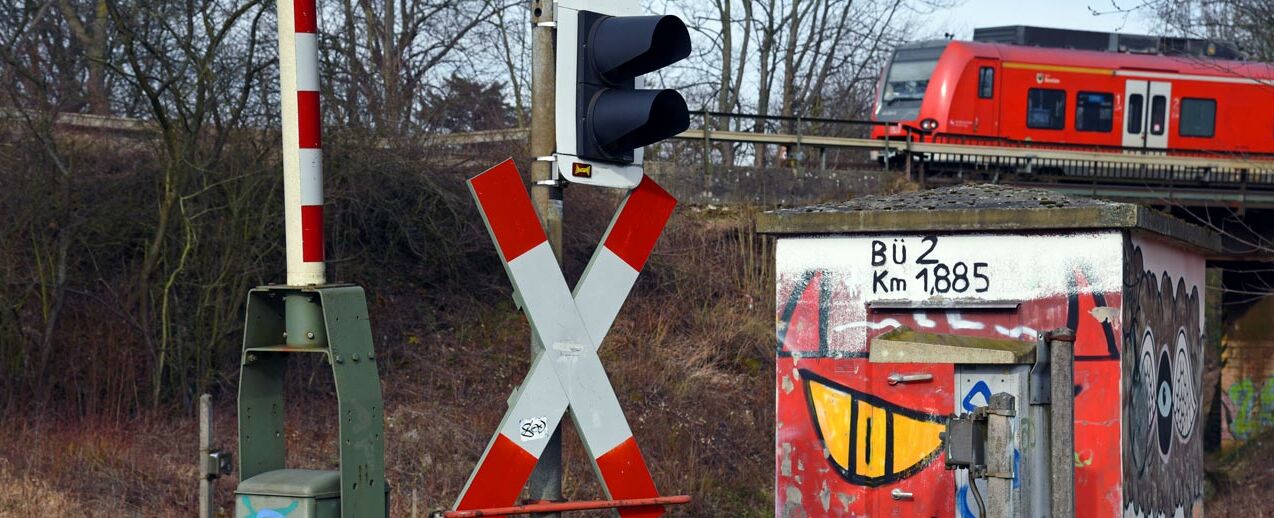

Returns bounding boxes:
[801,369,946,486]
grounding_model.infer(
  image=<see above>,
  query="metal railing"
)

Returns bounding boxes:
[14,108,1274,200]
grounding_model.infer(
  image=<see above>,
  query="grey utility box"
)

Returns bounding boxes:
[236,469,341,518]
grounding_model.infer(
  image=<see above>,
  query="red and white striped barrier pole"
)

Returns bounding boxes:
[278,0,325,286]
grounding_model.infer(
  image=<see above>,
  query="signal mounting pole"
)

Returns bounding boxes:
[450,2,690,516]
[528,0,564,515]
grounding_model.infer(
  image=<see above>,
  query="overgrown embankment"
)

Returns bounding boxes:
[0,127,776,514]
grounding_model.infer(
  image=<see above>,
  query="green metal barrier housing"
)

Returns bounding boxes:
[235,285,387,518]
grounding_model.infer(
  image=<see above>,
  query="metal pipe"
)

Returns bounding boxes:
[440,496,693,517]
[278,0,325,285]
[968,471,987,518]
[1027,351,1052,516]
[1048,329,1076,518]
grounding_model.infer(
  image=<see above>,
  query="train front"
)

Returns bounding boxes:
[871,41,948,140]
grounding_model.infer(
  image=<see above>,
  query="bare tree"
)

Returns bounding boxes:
[0,1,98,402]
[321,0,512,136]
[107,0,275,403]
[57,0,112,115]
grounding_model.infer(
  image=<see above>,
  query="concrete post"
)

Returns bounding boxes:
[702,110,713,182]
[199,393,214,518]
[984,392,1016,518]
[527,1,563,514]
[1048,329,1075,518]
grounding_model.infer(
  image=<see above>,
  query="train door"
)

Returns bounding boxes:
[973,61,1000,136]
[1122,79,1172,149]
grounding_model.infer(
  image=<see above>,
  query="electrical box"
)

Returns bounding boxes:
[943,414,985,468]
[759,185,1218,518]
[236,469,341,518]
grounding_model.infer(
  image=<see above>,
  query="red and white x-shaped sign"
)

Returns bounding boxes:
[454,159,676,517]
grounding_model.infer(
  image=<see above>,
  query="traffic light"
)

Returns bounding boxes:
[555,1,691,188]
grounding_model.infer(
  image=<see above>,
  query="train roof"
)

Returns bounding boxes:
[947,40,1274,81]
[973,25,1242,60]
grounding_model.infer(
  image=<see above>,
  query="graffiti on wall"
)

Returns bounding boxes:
[802,369,947,486]
[775,267,955,516]
[1121,239,1205,518]
[1223,376,1274,441]
[1220,295,1274,445]
[775,232,1126,517]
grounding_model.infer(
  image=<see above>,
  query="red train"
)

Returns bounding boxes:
[871,35,1274,154]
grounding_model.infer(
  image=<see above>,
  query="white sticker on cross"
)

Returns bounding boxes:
[453,159,676,517]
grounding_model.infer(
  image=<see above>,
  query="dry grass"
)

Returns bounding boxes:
[0,414,198,515]
[1206,427,1274,517]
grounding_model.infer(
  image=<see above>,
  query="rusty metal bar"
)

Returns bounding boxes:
[440,496,693,517]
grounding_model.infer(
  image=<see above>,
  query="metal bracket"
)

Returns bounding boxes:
[202,449,232,480]
[534,155,568,187]
[1029,334,1052,405]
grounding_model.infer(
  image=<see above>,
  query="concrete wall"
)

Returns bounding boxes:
[644,162,904,206]
[1221,296,1274,447]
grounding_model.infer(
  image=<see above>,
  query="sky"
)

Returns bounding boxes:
[922,0,1159,40]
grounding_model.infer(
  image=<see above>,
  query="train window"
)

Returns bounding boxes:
[1150,95,1167,135]
[1180,98,1216,138]
[1127,94,1144,134]
[1075,92,1114,132]
[1027,88,1066,129]
[978,67,994,99]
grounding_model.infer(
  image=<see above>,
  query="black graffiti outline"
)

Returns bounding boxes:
[776,270,867,359]
[1155,346,1174,461]
[1067,269,1121,362]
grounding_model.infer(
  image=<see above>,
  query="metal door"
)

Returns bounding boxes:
[869,360,953,517]
[1122,79,1171,149]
